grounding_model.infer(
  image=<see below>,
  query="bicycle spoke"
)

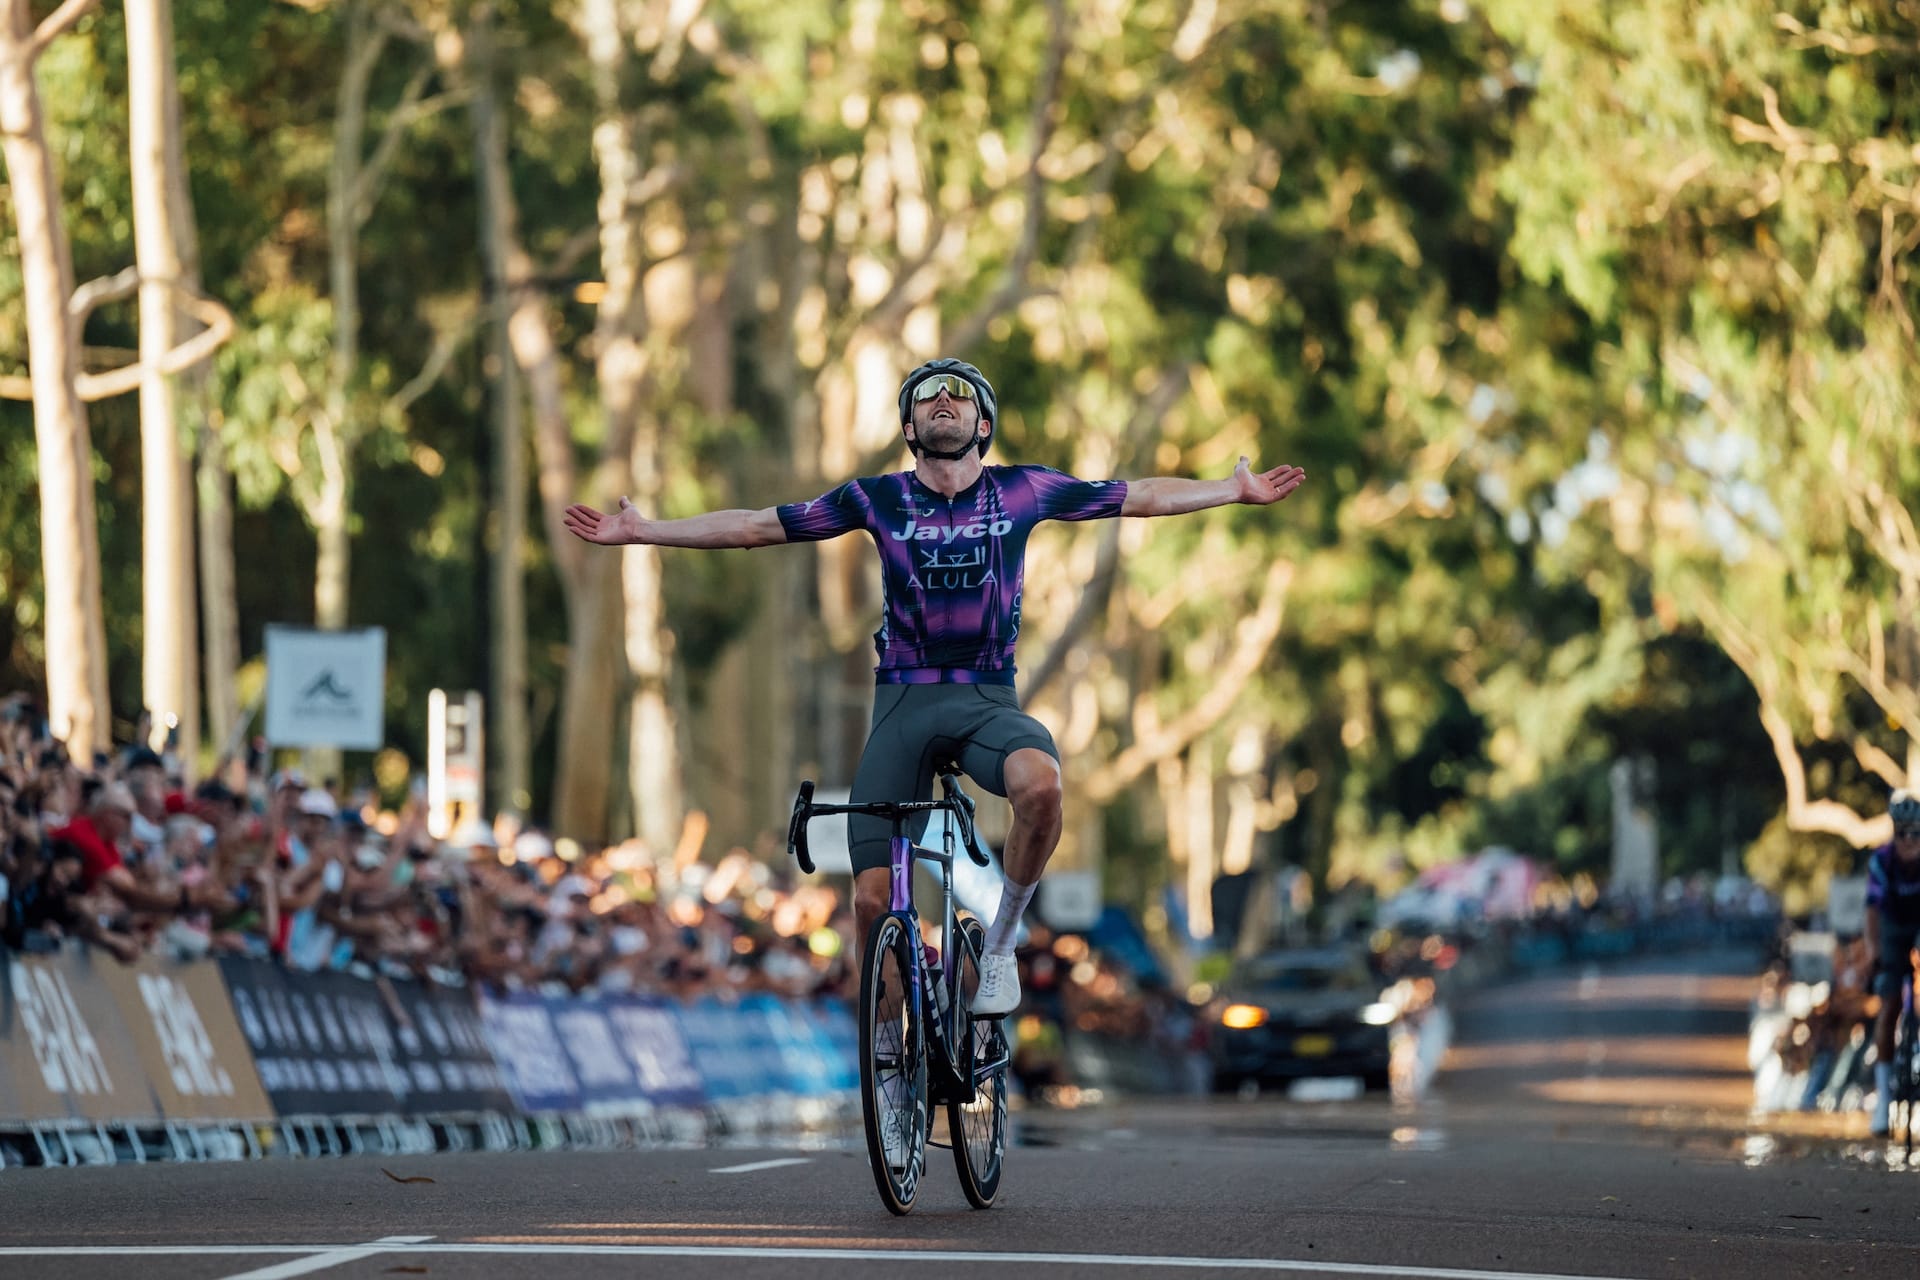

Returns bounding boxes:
[861,914,924,1214]
[948,916,1008,1208]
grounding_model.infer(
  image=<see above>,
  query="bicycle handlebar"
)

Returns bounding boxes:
[787,780,817,874]
[786,772,993,873]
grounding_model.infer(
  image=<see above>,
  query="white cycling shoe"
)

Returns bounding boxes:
[971,951,1021,1017]
[880,1106,917,1170]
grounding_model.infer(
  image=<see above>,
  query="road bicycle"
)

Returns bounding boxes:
[788,767,1013,1214]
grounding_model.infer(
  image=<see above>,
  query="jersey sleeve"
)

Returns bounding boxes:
[1020,466,1128,523]
[776,480,872,543]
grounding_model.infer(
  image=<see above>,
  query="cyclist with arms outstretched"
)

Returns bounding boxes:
[1866,788,1920,1136]
[564,358,1304,1017]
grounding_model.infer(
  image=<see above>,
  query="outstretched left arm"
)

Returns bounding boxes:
[1120,457,1305,517]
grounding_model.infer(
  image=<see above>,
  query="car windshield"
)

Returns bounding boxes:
[1236,956,1371,993]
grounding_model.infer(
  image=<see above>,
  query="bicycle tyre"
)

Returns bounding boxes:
[859,913,925,1215]
[948,916,1009,1209]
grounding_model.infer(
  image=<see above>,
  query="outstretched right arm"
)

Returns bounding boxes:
[563,496,788,549]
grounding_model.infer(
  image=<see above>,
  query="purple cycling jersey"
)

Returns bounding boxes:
[776,465,1127,681]
[1867,841,1920,925]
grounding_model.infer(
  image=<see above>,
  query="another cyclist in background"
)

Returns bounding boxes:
[564,357,1304,1017]
[1864,787,1920,1136]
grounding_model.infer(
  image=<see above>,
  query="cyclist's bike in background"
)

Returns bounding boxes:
[789,768,1012,1214]
[1893,970,1920,1158]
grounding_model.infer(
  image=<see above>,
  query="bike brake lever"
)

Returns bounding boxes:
[941,776,991,868]
[788,780,816,874]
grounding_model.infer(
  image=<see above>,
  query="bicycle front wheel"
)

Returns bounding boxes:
[860,912,925,1215]
[949,915,1009,1208]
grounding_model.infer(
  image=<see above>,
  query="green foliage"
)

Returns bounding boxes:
[17,0,1910,915]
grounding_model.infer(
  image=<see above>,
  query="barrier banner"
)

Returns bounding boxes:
[95,957,273,1122]
[547,1001,647,1113]
[742,993,834,1096]
[672,996,761,1102]
[603,996,705,1111]
[380,977,515,1114]
[221,959,512,1118]
[476,991,581,1114]
[0,949,157,1124]
[805,998,861,1093]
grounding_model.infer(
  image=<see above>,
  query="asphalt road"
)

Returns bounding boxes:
[3,946,1915,1280]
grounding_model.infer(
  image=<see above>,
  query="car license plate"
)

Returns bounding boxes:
[1293,1034,1334,1057]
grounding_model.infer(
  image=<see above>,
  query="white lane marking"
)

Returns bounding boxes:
[214,1236,435,1280]
[709,1157,813,1174]
[1576,966,1600,999]
[403,1246,1655,1279]
[0,1249,319,1258]
[213,1249,393,1280]
[0,1242,1658,1280]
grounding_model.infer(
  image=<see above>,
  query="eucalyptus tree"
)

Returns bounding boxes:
[1479,0,1920,853]
[1,0,114,757]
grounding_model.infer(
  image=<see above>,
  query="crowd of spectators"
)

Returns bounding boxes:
[0,688,1220,1105]
[0,691,859,1005]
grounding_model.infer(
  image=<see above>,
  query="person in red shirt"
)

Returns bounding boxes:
[54,781,195,917]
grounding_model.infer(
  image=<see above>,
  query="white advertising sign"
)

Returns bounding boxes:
[1827,875,1868,937]
[263,626,387,750]
[1039,869,1102,931]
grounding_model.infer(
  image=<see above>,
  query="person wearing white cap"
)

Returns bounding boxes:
[279,787,347,970]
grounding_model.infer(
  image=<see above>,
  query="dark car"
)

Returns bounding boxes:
[1208,947,1398,1092]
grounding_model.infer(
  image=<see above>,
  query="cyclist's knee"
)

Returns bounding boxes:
[1005,750,1061,817]
[852,868,891,925]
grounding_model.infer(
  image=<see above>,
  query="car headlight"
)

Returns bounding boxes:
[1221,1003,1269,1029]
[1359,1001,1397,1026]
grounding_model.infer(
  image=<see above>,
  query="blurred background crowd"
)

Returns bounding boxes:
[0,689,858,1005]
[4,684,1791,1109]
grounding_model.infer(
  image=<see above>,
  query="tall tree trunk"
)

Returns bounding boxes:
[196,422,241,760]
[555,555,626,841]
[570,0,688,848]
[1,0,110,759]
[126,0,201,771]
[466,2,531,816]
[317,0,373,636]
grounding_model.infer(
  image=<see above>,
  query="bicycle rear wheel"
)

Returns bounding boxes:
[860,912,925,1214]
[949,916,1009,1208]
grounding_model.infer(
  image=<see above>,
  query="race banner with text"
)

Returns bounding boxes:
[477,992,708,1115]
[95,957,273,1123]
[0,949,159,1125]
[218,959,512,1118]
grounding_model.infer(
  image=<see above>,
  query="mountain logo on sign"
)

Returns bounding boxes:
[295,668,361,720]
[301,671,353,702]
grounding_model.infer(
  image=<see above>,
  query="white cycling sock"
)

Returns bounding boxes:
[983,876,1036,956]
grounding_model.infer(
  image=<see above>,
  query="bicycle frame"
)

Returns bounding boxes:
[788,771,1007,1098]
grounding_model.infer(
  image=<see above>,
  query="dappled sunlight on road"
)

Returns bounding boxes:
[1445,1035,1747,1074]
[1521,1073,1755,1111]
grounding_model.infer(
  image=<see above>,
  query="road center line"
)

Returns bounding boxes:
[709,1157,814,1174]
[0,1242,1654,1280]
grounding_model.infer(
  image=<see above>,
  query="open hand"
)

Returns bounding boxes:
[563,496,647,546]
[1233,457,1306,506]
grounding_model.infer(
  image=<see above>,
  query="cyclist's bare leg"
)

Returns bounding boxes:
[977,748,1062,958]
[999,747,1063,886]
[853,865,893,963]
